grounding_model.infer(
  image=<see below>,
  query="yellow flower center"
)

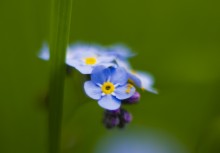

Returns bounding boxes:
[85,57,97,65]
[101,82,115,94]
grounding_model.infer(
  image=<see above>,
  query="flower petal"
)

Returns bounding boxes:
[115,59,131,70]
[105,44,135,60]
[137,71,158,94]
[84,81,102,100]
[110,67,128,85]
[98,95,121,110]
[76,65,93,74]
[66,58,78,67]
[128,72,142,88]
[91,66,111,84]
[98,62,117,69]
[114,84,136,100]
[98,56,115,63]
[66,59,93,74]
[68,43,101,57]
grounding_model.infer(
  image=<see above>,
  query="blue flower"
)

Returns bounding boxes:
[84,66,136,110]
[66,44,117,74]
[38,43,117,74]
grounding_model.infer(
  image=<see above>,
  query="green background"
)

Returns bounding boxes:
[0,0,220,153]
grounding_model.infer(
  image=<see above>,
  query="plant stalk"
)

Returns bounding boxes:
[48,0,72,153]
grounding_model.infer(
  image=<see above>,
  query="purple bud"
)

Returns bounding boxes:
[103,117,120,129]
[105,109,121,116]
[123,91,140,104]
[122,111,133,123]
[102,108,133,129]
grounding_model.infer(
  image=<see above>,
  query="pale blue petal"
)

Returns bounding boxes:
[76,51,97,58]
[137,71,158,94]
[98,62,117,69]
[110,67,128,85]
[67,51,96,60]
[91,66,111,84]
[38,43,50,60]
[69,43,94,53]
[98,56,115,63]
[98,95,121,110]
[106,44,135,60]
[84,81,102,100]
[74,64,93,74]
[114,84,136,100]
[69,43,102,57]
[66,48,78,60]
[128,72,142,88]
[66,58,93,74]
[66,57,79,67]
[115,59,131,71]
[145,87,158,94]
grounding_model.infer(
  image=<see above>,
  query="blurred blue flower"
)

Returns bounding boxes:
[95,128,188,153]
[84,66,136,110]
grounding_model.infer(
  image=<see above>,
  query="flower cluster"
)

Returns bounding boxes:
[103,108,132,129]
[39,43,157,128]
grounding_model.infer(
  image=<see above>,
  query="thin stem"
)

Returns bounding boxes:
[48,0,72,153]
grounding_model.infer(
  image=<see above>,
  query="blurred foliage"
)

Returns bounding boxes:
[0,0,220,153]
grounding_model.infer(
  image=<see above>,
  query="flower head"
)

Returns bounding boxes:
[66,44,116,74]
[38,43,117,74]
[84,66,136,110]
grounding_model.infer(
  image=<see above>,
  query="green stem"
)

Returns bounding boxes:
[48,0,72,153]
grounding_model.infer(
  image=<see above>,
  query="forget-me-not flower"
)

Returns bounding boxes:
[84,66,136,110]
[66,45,116,74]
[38,43,117,74]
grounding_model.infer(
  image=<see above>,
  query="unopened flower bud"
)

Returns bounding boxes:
[105,109,121,116]
[103,116,120,129]
[122,111,133,123]
[103,108,133,129]
[123,91,140,104]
